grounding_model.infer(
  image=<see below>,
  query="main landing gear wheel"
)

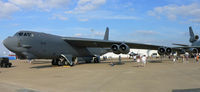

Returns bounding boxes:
[57,56,67,66]
[51,56,75,66]
[94,57,100,63]
[52,59,58,65]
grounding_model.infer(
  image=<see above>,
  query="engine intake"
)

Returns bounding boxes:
[188,48,198,54]
[190,35,199,43]
[158,47,172,55]
[111,44,120,54]
[165,48,172,55]
[158,47,165,55]
[195,35,199,40]
[119,43,130,54]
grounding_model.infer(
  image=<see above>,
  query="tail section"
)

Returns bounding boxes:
[104,27,109,40]
[189,26,194,38]
[189,26,199,43]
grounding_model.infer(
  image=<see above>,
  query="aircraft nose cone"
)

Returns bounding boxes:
[3,37,9,48]
[3,37,18,52]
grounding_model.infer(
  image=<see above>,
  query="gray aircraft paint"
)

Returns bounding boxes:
[3,27,162,66]
[3,31,108,59]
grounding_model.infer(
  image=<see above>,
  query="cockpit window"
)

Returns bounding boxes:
[15,32,34,37]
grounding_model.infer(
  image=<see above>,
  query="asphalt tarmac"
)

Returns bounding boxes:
[0,58,200,92]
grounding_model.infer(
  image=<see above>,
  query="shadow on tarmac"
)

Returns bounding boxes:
[172,88,200,92]
[31,61,51,64]
[29,59,162,69]
[30,65,53,69]
[148,60,162,63]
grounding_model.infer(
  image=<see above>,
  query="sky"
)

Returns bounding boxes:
[0,0,200,56]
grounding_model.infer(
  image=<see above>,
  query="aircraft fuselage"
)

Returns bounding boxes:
[3,31,108,59]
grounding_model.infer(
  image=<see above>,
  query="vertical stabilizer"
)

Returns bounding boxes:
[189,26,194,38]
[104,27,109,40]
[189,26,198,43]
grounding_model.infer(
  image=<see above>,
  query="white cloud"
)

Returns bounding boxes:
[73,29,104,38]
[65,0,106,14]
[148,3,200,22]
[0,0,20,18]
[103,15,138,20]
[51,14,68,20]
[9,0,71,11]
[0,0,71,19]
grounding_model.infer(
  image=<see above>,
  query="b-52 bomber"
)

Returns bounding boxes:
[3,27,176,66]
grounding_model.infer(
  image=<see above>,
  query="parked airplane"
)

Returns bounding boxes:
[171,26,200,55]
[3,27,172,66]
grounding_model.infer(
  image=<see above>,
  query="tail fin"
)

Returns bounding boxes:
[189,26,197,43]
[189,26,194,38]
[104,27,109,40]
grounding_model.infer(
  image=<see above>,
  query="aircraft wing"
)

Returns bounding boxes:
[173,46,200,49]
[62,37,161,50]
[172,43,189,47]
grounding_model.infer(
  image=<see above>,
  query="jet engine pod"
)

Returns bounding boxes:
[188,48,198,54]
[190,35,199,43]
[158,47,166,55]
[165,47,172,55]
[119,43,130,54]
[195,35,199,40]
[111,44,121,54]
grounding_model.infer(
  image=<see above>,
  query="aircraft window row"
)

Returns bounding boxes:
[16,32,34,37]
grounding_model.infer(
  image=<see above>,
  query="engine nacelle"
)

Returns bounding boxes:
[158,47,172,55]
[119,43,130,54]
[195,35,199,40]
[188,48,198,54]
[111,44,121,54]
[158,47,165,55]
[165,47,172,55]
[190,35,199,43]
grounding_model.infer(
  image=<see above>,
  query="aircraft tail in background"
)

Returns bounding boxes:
[104,27,109,40]
[189,26,199,43]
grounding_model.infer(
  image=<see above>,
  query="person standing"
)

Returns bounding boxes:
[141,55,147,67]
[133,55,136,62]
[172,56,176,63]
[185,52,189,64]
[136,55,141,67]
[196,54,199,63]
[181,55,185,63]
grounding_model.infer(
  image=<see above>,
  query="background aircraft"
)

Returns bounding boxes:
[3,27,172,66]
[158,27,200,56]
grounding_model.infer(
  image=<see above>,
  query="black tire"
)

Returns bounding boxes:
[3,63,6,67]
[51,59,57,65]
[69,62,74,66]
[96,58,100,63]
[94,58,97,63]
[62,61,67,65]
[57,60,63,66]
[5,64,8,68]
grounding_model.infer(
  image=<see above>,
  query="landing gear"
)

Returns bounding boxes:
[93,57,100,63]
[51,59,58,65]
[51,55,75,66]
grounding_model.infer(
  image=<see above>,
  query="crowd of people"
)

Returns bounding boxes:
[110,52,200,67]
